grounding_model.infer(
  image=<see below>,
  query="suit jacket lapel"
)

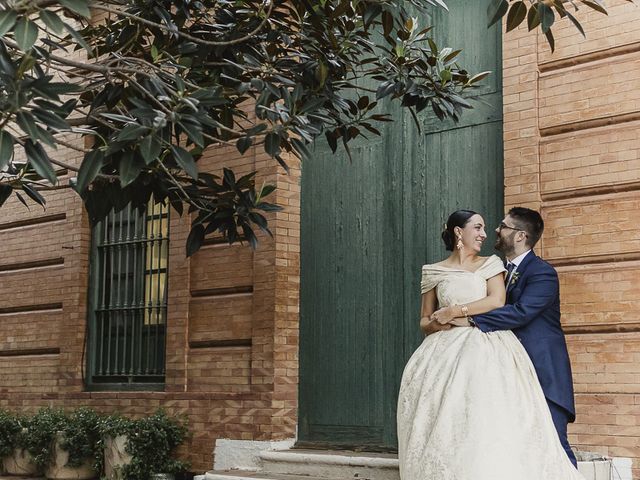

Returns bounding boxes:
[507,250,537,295]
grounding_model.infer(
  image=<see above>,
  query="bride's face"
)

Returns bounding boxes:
[457,214,487,253]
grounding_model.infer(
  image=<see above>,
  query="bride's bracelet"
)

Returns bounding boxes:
[460,305,469,319]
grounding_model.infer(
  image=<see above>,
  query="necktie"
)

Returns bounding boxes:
[505,263,515,286]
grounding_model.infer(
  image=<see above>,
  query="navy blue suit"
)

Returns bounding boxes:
[472,251,577,465]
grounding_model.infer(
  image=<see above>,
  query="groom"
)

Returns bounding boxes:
[471,207,577,467]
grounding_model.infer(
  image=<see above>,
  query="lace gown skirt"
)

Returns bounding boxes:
[397,327,583,480]
[398,257,584,480]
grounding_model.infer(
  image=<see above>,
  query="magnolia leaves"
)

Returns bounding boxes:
[14,18,38,51]
[488,0,625,51]
[0,0,622,253]
[0,1,90,55]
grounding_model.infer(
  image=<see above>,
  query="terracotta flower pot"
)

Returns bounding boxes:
[104,435,132,480]
[44,433,96,480]
[3,448,40,476]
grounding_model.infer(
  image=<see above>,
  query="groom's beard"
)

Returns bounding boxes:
[495,235,515,258]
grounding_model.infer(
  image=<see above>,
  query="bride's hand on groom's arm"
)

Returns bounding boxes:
[420,317,452,335]
[448,317,471,327]
[429,307,471,328]
[430,306,458,324]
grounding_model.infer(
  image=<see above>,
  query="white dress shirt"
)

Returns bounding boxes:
[506,249,532,285]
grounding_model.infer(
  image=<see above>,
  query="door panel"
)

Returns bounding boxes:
[299,1,503,449]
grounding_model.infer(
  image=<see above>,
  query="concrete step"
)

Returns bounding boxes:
[260,449,615,480]
[259,449,398,480]
[204,470,330,480]
[209,448,617,480]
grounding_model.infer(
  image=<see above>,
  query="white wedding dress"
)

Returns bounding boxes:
[397,255,584,480]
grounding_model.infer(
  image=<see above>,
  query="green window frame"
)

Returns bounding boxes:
[86,199,169,390]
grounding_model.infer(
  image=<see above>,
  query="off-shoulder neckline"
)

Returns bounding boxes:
[426,254,501,274]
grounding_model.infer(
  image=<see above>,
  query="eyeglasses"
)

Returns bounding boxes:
[497,222,526,234]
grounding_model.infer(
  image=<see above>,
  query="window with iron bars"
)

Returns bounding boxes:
[86,199,169,390]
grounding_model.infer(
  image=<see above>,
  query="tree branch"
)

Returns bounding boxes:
[92,0,274,47]
[49,157,80,172]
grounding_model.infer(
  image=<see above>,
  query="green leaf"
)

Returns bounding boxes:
[117,124,148,141]
[236,136,253,154]
[545,28,555,52]
[63,21,92,55]
[315,61,329,87]
[361,123,381,136]
[0,10,17,37]
[22,184,46,208]
[382,11,393,37]
[32,108,70,131]
[16,112,40,140]
[506,1,528,32]
[442,49,462,65]
[0,130,14,170]
[487,0,509,27]
[467,71,491,85]
[259,184,277,198]
[15,192,29,209]
[39,10,65,35]
[24,140,57,185]
[119,151,144,187]
[139,135,162,164]
[14,18,38,52]
[565,11,586,38]
[264,132,281,156]
[35,82,82,100]
[76,149,104,192]
[363,4,382,28]
[171,145,198,179]
[0,185,12,207]
[101,113,135,123]
[58,0,91,18]
[376,81,395,100]
[539,3,555,33]
[527,3,541,31]
[186,224,205,257]
[439,70,452,82]
[426,37,438,56]
[223,168,236,188]
[241,224,258,249]
[325,131,338,153]
[582,1,608,15]
[178,121,204,148]
[428,0,449,10]
[291,138,312,161]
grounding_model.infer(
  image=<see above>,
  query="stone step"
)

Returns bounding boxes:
[260,449,399,480]
[204,470,329,480]
[210,448,616,480]
[259,449,614,480]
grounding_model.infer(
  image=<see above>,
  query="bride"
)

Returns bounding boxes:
[396,209,583,480]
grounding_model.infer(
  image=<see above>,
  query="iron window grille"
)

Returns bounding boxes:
[87,199,169,390]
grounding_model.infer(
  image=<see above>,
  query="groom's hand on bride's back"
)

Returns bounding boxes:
[420,317,452,335]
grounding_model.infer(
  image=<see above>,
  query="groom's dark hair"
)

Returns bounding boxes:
[442,209,477,251]
[508,207,544,248]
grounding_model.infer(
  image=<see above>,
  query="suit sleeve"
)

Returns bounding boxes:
[472,265,559,333]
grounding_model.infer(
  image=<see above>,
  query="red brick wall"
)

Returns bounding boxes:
[503,1,640,476]
[0,135,300,472]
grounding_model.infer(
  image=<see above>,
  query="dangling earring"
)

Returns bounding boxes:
[456,235,464,251]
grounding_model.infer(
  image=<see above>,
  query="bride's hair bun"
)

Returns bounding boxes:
[441,229,454,251]
[442,209,478,251]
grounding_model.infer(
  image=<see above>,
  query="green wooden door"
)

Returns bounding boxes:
[299,2,503,450]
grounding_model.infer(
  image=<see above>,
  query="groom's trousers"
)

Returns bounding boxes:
[548,400,578,468]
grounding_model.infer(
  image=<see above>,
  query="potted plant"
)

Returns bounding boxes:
[105,410,188,480]
[0,409,37,476]
[99,415,134,480]
[24,407,102,480]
